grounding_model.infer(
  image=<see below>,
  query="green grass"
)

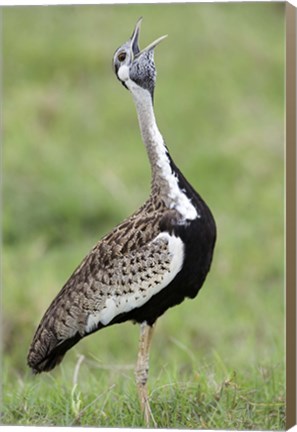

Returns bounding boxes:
[2,3,285,429]
[3,357,284,429]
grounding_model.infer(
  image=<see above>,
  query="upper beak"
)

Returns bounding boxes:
[130,17,142,57]
[130,17,168,59]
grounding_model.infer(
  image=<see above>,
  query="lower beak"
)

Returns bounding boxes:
[138,34,168,55]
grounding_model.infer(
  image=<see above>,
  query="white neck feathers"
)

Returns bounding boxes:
[126,79,198,221]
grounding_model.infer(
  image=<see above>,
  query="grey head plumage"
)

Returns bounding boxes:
[112,17,167,100]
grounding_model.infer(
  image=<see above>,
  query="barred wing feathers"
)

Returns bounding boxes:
[27,209,184,374]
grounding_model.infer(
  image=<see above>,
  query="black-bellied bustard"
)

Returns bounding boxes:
[28,18,216,427]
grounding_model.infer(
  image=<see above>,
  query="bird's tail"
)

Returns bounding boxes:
[27,326,82,374]
[27,295,83,374]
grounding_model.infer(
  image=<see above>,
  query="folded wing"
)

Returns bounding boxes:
[27,226,184,373]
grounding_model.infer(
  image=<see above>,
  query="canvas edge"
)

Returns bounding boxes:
[286,2,297,429]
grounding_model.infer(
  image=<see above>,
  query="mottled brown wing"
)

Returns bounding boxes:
[27,207,182,373]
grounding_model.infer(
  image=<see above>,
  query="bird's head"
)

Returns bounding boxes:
[112,18,167,100]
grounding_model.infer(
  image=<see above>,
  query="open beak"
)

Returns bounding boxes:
[130,17,167,58]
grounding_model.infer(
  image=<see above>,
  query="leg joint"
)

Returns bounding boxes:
[135,364,149,386]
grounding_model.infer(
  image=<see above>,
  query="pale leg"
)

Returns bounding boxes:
[135,321,157,427]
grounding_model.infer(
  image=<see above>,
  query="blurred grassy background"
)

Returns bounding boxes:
[2,3,285,428]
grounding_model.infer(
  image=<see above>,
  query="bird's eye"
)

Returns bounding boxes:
[118,52,127,62]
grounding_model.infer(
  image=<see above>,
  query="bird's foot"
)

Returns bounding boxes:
[135,322,157,427]
[136,367,157,427]
[138,384,157,428]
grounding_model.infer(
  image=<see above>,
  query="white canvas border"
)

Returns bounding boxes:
[0,0,290,6]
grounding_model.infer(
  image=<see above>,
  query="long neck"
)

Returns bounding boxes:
[131,85,172,190]
[130,84,198,221]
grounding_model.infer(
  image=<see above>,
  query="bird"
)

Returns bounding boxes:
[27,18,216,427]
